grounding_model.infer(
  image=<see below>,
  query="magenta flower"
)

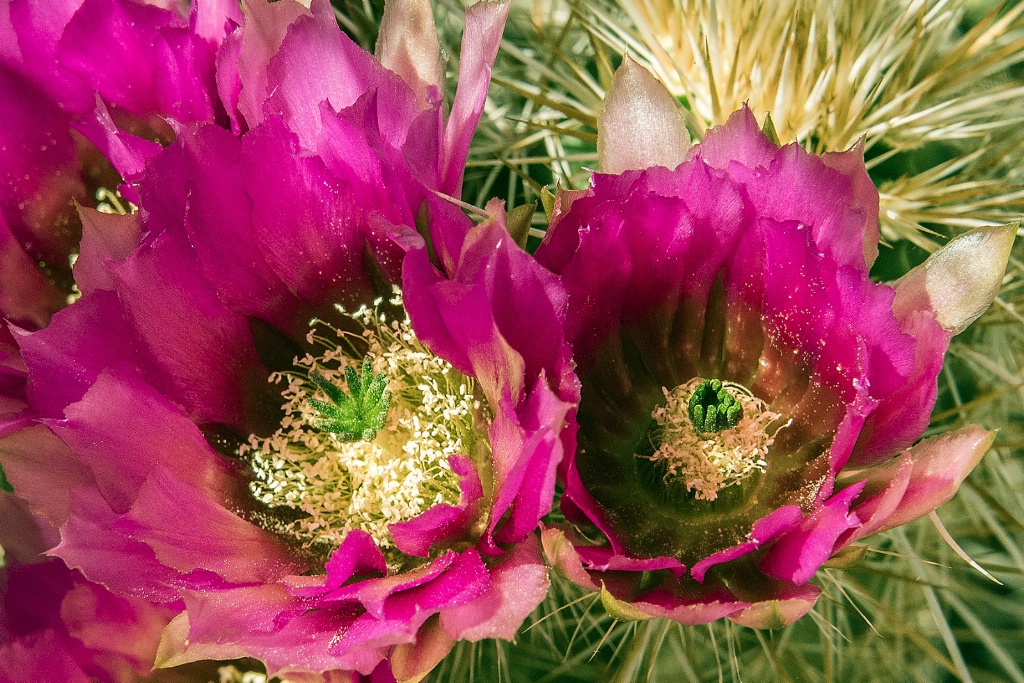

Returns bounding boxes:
[1,1,577,679]
[0,0,240,331]
[535,59,1013,627]
[0,491,177,683]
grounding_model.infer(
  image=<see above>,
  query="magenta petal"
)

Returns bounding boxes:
[0,491,58,564]
[759,483,865,585]
[439,0,510,196]
[439,535,549,641]
[690,106,778,171]
[334,551,489,649]
[490,376,573,546]
[265,0,419,151]
[850,309,951,465]
[401,242,474,376]
[241,116,374,309]
[44,366,242,514]
[835,454,913,548]
[192,0,243,44]
[55,0,214,121]
[0,213,63,331]
[0,425,93,528]
[871,425,994,534]
[215,26,243,133]
[71,98,163,201]
[320,553,461,616]
[820,141,880,268]
[59,579,172,676]
[690,505,803,583]
[287,531,387,598]
[727,583,821,629]
[115,466,302,584]
[179,585,368,674]
[0,66,85,281]
[404,208,577,551]
[176,123,302,330]
[0,630,91,683]
[575,546,684,575]
[57,487,182,604]
[390,620,453,683]
[234,0,311,128]
[72,208,141,296]
[540,528,601,592]
[15,291,137,418]
[391,455,483,558]
[628,585,748,625]
[110,224,263,428]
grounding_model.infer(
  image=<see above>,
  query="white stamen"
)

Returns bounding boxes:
[643,378,788,501]
[241,288,488,559]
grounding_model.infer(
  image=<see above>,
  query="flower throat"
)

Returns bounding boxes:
[240,290,489,563]
[642,377,787,501]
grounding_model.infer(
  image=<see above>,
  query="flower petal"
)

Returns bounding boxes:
[439,535,549,641]
[440,0,511,196]
[598,56,689,174]
[374,0,443,108]
[892,224,1016,334]
[871,425,995,534]
[759,483,864,585]
[726,583,820,629]
[390,455,483,558]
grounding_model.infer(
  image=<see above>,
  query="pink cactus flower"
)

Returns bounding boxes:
[1,1,577,679]
[535,58,1013,628]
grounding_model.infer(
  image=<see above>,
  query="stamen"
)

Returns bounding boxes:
[95,187,133,215]
[239,288,490,562]
[642,378,788,501]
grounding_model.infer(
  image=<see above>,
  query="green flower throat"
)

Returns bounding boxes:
[241,290,491,563]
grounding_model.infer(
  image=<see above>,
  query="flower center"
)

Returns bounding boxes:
[687,378,742,433]
[641,378,788,501]
[240,289,490,563]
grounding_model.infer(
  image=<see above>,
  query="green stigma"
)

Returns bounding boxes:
[687,378,743,433]
[308,356,392,442]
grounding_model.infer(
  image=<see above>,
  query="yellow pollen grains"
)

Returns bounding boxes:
[240,289,490,561]
[642,378,789,501]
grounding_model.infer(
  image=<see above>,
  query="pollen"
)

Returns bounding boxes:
[239,288,489,562]
[642,378,788,501]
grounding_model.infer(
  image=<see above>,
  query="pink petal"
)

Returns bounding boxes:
[439,535,549,641]
[0,425,92,527]
[115,466,302,584]
[759,483,865,585]
[690,505,803,583]
[374,0,443,108]
[73,208,141,296]
[872,425,995,534]
[727,583,821,629]
[45,366,243,515]
[235,0,311,128]
[439,0,510,196]
[390,455,483,558]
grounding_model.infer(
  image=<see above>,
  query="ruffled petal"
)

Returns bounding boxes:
[439,535,549,641]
